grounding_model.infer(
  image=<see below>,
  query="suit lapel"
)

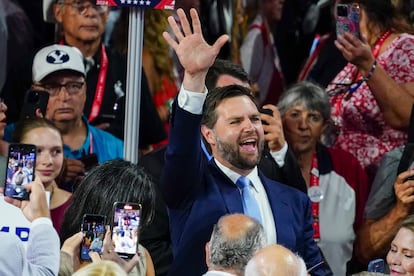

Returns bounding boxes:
[209,161,244,214]
[260,174,296,248]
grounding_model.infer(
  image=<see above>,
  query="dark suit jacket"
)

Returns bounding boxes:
[160,103,327,276]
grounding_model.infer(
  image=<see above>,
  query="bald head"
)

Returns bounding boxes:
[244,244,307,276]
[206,214,265,275]
[219,213,261,239]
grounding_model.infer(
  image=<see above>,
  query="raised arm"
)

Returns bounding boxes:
[336,33,414,129]
[162,8,228,93]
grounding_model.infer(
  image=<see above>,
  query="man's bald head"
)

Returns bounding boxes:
[206,214,265,275]
[244,244,307,276]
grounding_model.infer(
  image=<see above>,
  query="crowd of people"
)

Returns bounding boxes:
[1,0,414,275]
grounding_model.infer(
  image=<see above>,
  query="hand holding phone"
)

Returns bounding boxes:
[336,3,360,38]
[4,144,36,200]
[112,202,141,259]
[80,214,106,262]
[20,89,49,119]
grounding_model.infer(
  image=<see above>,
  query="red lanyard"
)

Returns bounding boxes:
[332,30,393,118]
[58,41,108,122]
[309,153,321,241]
[88,44,108,122]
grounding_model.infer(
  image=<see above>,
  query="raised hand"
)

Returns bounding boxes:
[163,8,228,92]
[335,32,375,74]
[394,170,414,215]
[261,104,286,152]
[4,175,50,222]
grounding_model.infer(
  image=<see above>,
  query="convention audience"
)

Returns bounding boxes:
[386,214,414,275]
[2,177,60,275]
[42,0,166,148]
[4,44,123,189]
[138,58,305,276]
[244,244,308,276]
[355,166,414,264]
[60,159,156,275]
[12,117,72,234]
[278,81,370,275]
[204,214,265,276]
[325,0,414,180]
[240,0,285,105]
[160,8,329,275]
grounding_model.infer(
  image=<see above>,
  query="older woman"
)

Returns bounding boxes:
[327,0,414,180]
[387,214,414,275]
[278,81,370,275]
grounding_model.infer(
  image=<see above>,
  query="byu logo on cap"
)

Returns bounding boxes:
[46,50,70,64]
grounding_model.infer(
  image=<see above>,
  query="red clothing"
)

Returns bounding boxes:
[51,197,72,234]
[327,34,414,175]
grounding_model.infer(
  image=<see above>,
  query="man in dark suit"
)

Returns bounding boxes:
[161,8,329,276]
[139,58,305,276]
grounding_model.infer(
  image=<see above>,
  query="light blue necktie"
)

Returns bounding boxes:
[236,176,262,224]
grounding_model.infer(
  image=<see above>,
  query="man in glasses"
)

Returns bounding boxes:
[4,44,123,185]
[42,0,165,151]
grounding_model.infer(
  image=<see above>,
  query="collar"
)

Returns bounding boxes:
[214,159,260,192]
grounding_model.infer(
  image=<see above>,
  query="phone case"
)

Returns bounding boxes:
[4,144,36,200]
[80,214,106,261]
[367,258,384,273]
[20,89,50,119]
[112,202,141,259]
[336,3,360,38]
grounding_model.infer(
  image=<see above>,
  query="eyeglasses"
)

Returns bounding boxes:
[40,81,85,97]
[59,0,108,15]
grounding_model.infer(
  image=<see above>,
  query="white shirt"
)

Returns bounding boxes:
[215,160,276,245]
[178,86,277,245]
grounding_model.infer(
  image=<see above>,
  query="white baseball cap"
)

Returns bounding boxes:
[32,44,86,83]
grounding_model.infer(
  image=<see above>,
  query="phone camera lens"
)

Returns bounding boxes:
[28,91,40,104]
[337,6,348,17]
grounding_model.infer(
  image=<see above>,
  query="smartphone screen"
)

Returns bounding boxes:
[80,214,106,261]
[112,202,141,259]
[336,3,360,38]
[4,144,36,200]
[20,89,50,119]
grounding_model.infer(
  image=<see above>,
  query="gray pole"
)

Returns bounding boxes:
[124,7,144,163]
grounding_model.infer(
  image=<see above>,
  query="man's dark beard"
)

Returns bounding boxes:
[216,136,264,170]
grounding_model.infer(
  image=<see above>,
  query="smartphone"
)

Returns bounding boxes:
[77,153,99,175]
[367,258,385,273]
[20,89,49,119]
[80,214,106,261]
[112,202,141,259]
[336,3,360,38]
[260,108,273,127]
[4,144,36,200]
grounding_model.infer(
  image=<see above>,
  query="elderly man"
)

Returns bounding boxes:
[204,214,265,276]
[244,244,308,276]
[4,44,123,185]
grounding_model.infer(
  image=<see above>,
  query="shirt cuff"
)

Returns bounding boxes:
[31,217,53,228]
[270,142,288,167]
[177,86,208,115]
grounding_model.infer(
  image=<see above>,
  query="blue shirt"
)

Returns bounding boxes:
[4,117,123,163]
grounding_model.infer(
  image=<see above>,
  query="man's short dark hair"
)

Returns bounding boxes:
[201,85,256,129]
[205,59,250,90]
